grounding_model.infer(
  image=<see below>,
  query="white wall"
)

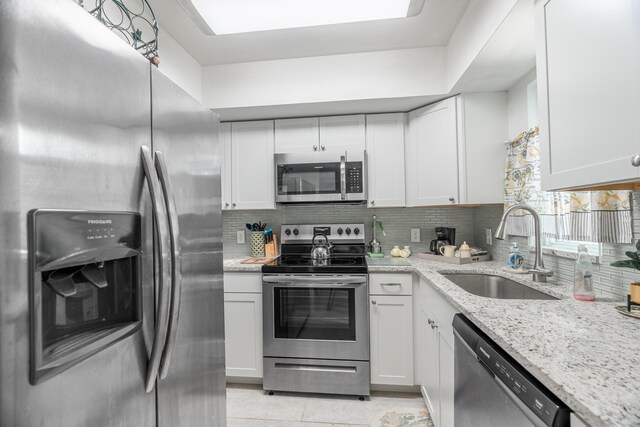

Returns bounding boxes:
[201,47,446,110]
[506,69,537,138]
[157,27,203,102]
[446,0,519,90]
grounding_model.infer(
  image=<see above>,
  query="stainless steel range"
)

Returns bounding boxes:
[262,224,370,398]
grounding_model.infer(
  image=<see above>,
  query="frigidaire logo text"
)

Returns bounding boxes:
[88,219,112,225]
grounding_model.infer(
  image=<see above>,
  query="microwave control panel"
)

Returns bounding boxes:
[345,162,363,194]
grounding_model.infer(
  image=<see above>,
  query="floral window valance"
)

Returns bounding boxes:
[503,128,632,243]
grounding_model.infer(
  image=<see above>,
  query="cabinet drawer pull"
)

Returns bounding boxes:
[371,300,377,305]
[381,282,402,286]
[632,155,640,167]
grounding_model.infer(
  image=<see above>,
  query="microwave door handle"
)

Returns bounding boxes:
[140,146,173,393]
[154,151,183,381]
[340,152,347,200]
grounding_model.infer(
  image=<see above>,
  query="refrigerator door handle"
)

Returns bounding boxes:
[141,145,173,393]
[154,151,183,380]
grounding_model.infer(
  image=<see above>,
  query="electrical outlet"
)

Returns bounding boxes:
[485,228,492,246]
[237,230,245,244]
[411,228,420,243]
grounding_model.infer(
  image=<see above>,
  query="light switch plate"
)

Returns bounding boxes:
[237,230,245,244]
[485,228,492,246]
[411,228,420,243]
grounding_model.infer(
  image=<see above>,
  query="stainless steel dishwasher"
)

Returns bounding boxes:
[452,315,570,427]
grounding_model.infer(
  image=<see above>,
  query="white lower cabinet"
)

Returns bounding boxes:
[223,273,263,379]
[415,276,457,427]
[369,273,413,386]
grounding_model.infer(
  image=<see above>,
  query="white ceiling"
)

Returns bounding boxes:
[148,0,470,66]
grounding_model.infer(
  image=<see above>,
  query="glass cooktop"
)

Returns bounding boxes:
[262,255,367,274]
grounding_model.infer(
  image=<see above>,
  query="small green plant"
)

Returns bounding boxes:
[610,240,640,271]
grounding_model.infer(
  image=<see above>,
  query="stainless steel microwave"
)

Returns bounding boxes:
[274,151,367,203]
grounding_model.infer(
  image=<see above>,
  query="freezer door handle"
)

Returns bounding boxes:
[141,145,173,393]
[155,151,183,380]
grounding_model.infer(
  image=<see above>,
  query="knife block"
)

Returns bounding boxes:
[264,234,279,258]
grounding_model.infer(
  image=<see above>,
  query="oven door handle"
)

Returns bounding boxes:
[262,276,366,285]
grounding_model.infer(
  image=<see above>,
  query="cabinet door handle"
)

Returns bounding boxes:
[224,202,229,208]
[313,145,318,151]
[632,155,640,167]
[381,283,401,286]
[321,145,326,151]
[448,197,455,203]
[371,200,375,206]
[371,300,377,305]
[232,203,236,208]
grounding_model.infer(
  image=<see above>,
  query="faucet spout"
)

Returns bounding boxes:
[495,204,553,283]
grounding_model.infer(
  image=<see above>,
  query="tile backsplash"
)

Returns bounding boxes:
[223,195,639,300]
[223,204,475,258]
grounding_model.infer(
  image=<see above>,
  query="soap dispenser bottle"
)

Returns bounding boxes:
[574,244,596,301]
[507,242,524,270]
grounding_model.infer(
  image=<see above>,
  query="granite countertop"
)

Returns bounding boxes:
[224,256,640,426]
[223,258,264,272]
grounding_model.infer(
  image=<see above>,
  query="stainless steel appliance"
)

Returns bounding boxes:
[430,227,456,255]
[0,1,225,425]
[453,315,570,427]
[274,152,367,203]
[262,224,370,397]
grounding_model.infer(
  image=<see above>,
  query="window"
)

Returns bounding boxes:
[527,236,601,263]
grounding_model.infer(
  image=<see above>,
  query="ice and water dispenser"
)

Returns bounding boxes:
[28,210,142,384]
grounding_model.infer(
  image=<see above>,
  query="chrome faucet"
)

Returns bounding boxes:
[495,204,553,283]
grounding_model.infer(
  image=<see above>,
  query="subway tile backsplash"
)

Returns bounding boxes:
[223,204,475,258]
[223,194,639,300]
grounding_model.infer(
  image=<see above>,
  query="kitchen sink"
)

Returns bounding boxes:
[442,273,558,300]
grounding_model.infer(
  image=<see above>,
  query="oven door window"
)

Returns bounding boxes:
[277,163,341,195]
[273,287,355,341]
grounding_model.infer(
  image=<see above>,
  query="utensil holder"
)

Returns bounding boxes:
[250,232,265,257]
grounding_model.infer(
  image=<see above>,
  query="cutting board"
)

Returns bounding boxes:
[240,256,279,265]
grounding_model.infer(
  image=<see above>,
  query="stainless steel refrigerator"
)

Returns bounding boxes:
[0,0,226,426]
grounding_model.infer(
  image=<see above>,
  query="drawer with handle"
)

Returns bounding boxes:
[369,273,412,296]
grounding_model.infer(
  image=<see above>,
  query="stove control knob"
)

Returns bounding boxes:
[354,227,360,235]
[293,228,299,236]
[337,228,343,235]
[285,228,291,236]
[345,228,352,235]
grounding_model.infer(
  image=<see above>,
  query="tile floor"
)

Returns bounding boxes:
[226,384,428,427]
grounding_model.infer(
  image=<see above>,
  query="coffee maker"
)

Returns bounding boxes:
[430,227,456,255]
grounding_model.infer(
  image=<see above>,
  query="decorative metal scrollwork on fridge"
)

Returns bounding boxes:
[75,0,160,64]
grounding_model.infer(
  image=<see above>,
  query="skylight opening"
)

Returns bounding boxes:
[184,0,422,35]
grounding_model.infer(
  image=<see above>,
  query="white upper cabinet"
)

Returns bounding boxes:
[274,117,319,153]
[319,115,366,153]
[230,120,275,210]
[459,93,508,204]
[220,123,233,210]
[274,115,365,154]
[406,95,507,207]
[536,0,640,190]
[406,98,460,206]
[366,113,406,208]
